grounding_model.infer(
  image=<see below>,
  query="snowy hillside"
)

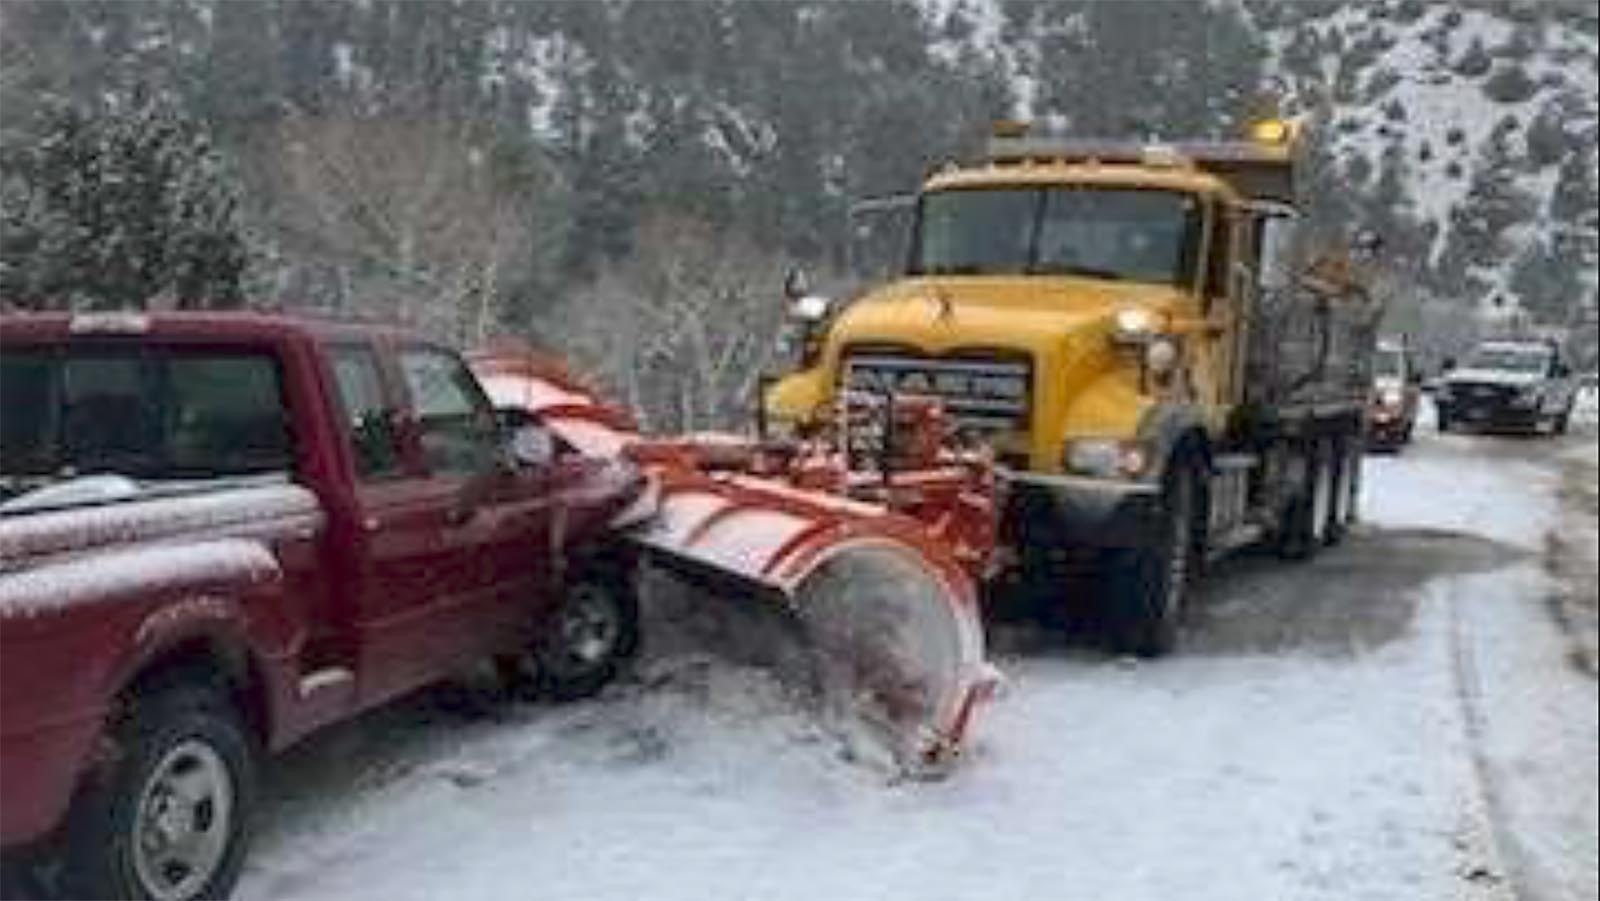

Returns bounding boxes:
[1256,2,1598,311]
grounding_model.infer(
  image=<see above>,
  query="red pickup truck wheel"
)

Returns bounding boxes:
[63,683,255,901]
[532,573,640,702]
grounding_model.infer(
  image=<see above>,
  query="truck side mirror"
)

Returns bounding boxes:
[496,406,555,467]
[1441,356,1456,372]
[1350,228,1383,259]
[1553,361,1570,378]
[509,424,555,468]
[782,267,810,302]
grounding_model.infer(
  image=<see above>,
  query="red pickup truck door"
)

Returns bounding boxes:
[319,343,495,704]
[387,346,556,677]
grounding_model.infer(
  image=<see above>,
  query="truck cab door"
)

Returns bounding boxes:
[394,346,567,665]
[1196,203,1257,414]
[322,342,507,705]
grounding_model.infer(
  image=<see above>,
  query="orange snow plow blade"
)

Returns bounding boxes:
[470,348,999,771]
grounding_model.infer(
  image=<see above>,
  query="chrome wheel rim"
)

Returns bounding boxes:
[547,584,621,676]
[132,739,234,901]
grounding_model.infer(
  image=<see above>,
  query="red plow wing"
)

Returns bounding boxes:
[471,348,999,770]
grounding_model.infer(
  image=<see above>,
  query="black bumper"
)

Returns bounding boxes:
[1001,470,1162,550]
[1439,399,1542,429]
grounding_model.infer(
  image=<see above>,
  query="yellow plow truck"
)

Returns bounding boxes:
[765,121,1384,655]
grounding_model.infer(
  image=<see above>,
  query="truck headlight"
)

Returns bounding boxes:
[1063,438,1149,479]
[1514,385,1542,408]
[1111,306,1160,345]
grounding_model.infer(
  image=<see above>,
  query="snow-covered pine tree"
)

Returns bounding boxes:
[0,89,249,311]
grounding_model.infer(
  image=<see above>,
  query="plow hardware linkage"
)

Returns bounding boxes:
[470,348,1001,772]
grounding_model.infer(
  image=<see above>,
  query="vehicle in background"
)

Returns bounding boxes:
[1435,338,1579,435]
[1,313,643,900]
[1420,371,1446,396]
[1367,337,1422,450]
[765,119,1383,656]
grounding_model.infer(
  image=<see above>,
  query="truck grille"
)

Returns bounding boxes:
[1448,381,1516,412]
[842,352,1032,433]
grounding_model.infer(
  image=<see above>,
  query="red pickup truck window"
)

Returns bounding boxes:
[397,347,499,477]
[1,347,290,500]
[327,345,403,480]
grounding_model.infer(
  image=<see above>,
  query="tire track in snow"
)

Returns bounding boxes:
[1446,587,1524,901]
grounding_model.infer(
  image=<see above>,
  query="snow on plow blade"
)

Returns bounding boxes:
[470,347,998,771]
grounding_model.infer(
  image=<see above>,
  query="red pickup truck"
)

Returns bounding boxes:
[0,312,644,900]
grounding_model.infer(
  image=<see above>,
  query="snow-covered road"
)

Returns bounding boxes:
[235,409,1599,901]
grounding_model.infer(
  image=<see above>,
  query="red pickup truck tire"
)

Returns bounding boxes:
[494,566,640,704]
[536,575,639,701]
[62,681,255,901]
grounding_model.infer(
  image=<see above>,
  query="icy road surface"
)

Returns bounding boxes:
[236,407,1598,901]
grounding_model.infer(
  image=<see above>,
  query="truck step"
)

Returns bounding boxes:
[1211,453,1258,473]
[1206,523,1264,562]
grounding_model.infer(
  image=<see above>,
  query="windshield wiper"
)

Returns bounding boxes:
[916,264,993,276]
[1026,262,1127,281]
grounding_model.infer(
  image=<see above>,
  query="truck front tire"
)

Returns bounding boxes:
[530,571,640,702]
[63,683,255,901]
[1106,457,1199,657]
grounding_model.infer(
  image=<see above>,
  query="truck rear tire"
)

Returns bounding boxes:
[1107,457,1199,657]
[62,683,255,901]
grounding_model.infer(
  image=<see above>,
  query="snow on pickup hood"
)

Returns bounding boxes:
[1444,368,1545,388]
[0,481,322,572]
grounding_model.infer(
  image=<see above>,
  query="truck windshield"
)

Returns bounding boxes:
[1373,348,1404,379]
[909,186,1201,285]
[1466,345,1551,374]
[0,346,291,503]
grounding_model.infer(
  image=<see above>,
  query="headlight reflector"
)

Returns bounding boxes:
[1064,438,1149,479]
[1111,306,1160,344]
